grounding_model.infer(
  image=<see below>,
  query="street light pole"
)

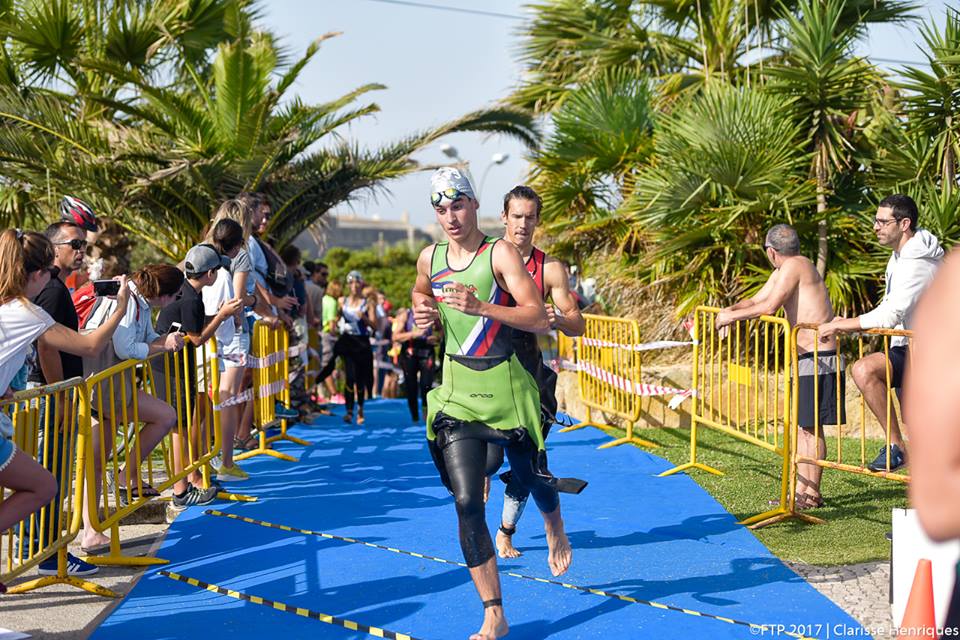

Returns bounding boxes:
[478,152,509,204]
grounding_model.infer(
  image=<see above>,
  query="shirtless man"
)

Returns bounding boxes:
[413,168,572,640]
[494,186,585,559]
[716,224,839,509]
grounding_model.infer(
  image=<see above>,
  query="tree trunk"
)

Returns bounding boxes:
[943,125,955,193]
[815,146,829,279]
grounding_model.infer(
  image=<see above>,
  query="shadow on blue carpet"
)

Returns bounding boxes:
[91,399,863,640]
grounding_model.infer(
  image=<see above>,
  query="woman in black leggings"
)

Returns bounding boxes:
[393,305,440,422]
[315,271,376,424]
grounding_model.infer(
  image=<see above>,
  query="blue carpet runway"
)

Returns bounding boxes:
[92,400,863,639]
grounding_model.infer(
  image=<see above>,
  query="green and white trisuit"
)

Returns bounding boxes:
[425,236,543,450]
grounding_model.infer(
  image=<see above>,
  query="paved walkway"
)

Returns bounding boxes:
[790,561,892,640]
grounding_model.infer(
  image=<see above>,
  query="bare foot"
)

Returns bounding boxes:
[544,512,572,576]
[496,529,522,559]
[81,529,110,551]
[469,606,509,639]
[483,477,491,503]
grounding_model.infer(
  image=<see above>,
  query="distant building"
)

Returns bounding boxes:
[294,212,506,258]
[293,211,434,257]
[424,216,504,241]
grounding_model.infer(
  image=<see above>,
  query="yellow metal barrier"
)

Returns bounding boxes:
[558,314,656,449]
[81,340,223,567]
[557,331,575,365]
[234,322,309,463]
[660,306,793,529]
[0,378,114,596]
[152,338,256,505]
[784,325,912,525]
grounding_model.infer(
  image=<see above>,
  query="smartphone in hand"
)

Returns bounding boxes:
[168,322,183,334]
[93,279,121,297]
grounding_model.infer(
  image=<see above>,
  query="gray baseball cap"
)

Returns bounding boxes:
[184,243,230,276]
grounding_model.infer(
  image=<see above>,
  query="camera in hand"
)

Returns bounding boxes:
[93,279,121,297]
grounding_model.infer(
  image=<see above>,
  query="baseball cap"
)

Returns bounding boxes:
[346,270,363,283]
[184,243,230,276]
[430,167,476,204]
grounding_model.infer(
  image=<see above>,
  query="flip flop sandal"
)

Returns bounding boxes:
[796,496,825,511]
[233,435,257,452]
[117,482,160,498]
[80,543,110,555]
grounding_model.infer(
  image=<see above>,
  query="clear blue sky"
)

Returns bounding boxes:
[260,0,952,228]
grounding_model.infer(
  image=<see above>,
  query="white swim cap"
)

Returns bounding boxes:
[430,167,476,205]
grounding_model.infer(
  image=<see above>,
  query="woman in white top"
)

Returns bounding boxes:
[0,230,130,591]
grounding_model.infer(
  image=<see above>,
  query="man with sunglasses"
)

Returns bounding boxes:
[819,194,944,473]
[413,167,571,640]
[21,221,99,577]
[715,224,839,510]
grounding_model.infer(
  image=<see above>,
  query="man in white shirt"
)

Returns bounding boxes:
[819,194,944,472]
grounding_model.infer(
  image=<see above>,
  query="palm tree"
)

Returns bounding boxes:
[512,0,916,113]
[765,0,883,277]
[0,12,539,259]
[527,69,658,259]
[622,85,814,313]
[897,8,960,193]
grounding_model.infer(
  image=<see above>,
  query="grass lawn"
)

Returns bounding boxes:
[585,423,907,566]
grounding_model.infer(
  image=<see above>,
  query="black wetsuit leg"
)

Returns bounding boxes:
[431,414,557,567]
[442,436,496,567]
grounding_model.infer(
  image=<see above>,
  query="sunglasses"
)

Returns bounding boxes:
[431,188,466,207]
[54,239,88,251]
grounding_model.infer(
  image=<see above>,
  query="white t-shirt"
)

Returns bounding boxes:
[0,299,55,396]
[202,268,236,346]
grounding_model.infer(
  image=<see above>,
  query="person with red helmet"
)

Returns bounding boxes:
[59,196,99,234]
[59,196,100,294]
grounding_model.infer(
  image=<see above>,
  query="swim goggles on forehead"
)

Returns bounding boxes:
[430,188,466,206]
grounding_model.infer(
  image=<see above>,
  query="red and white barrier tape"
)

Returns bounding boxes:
[575,360,694,410]
[580,337,695,352]
[578,320,697,353]
[212,388,252,411]
[257,379,288,398]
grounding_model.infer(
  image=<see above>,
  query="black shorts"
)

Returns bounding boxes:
[887,345,908,390]
[797,350,846,431]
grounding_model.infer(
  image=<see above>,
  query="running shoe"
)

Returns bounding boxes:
[867,444,905,472]
[331,393,346,405]
[275,402,299,420]
[171,485,218,511]
[217,464,250,482]
[37,552,99,577]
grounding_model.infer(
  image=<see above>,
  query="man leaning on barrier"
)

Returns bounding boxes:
[23,221,100,577]
[715,223,840,510]
[818,194,943,473]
